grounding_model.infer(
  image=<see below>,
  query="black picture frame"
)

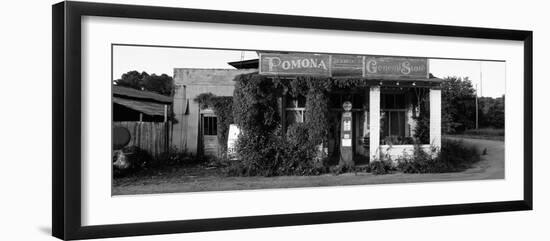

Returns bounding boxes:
[52,1,533,240]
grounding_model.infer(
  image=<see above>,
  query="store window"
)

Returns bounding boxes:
[202,116,217,136]
[285,95,306,126]
[381,93,408,143]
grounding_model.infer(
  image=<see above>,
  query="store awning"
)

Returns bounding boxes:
[113,97,167,116]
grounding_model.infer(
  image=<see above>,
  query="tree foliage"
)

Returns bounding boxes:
[114,70,174,96]
[440,76,505,133]
[441,77,477,133]
[478,95,505,129]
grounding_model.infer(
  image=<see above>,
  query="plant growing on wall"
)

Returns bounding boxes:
[412,88,430,144]
[230,72,446,176]
[230,73,334,176]
[304,81,330,149]
[193,93,234,157]
[230,73,283,175]
[233,73,281,134]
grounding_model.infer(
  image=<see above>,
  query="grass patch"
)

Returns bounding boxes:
[463,128,504,136]
[113,146,205,178]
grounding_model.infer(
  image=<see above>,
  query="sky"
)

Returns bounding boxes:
[113,45,506,98]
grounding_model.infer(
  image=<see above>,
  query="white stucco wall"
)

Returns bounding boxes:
[429,89,442,149]
[369,86,381,159]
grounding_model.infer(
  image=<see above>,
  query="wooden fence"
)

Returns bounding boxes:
[114,121,170,158]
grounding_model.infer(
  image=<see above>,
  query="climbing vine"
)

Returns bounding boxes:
[304,81,330,146]
[193,93,234,156]
[230,73,375,176]
[217,72,437,176]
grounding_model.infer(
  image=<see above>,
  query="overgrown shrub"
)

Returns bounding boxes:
[412,114,430,144]
[281,123,324,175]
[438,139,481,170]
[226,132,280,176]
[366,150,396,175]
[396,140,480,173]
[412,88,430,144]
[369,160,395,175]
[229,73,332,176]
[211,97,234,155]
[225,124,324,176]
[396,146,444,173]
[112,146,151,177]
[381,136,415,145]
[233,73,280,134]
[286,123,310,146]
[304,82,330,146]
[228,73,282,176]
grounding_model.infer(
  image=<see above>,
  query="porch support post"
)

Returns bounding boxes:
[164,104,168,122]
[429,88,442,149]
[369,86,381,160]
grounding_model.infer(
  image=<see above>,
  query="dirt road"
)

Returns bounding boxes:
[113,137,504,195]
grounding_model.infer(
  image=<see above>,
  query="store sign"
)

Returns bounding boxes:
[364,56,428,79]
[259,53,330,76]
[258,52,429,79]
[331,55,363,77]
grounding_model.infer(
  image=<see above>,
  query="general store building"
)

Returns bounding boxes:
[171,52,442,163]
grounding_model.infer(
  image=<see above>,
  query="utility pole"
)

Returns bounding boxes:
[475,84,479,129]
[476,61,483,129]
[480,61,483,97]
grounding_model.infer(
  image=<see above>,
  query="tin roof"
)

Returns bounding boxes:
[113,97,167,116]
[112,85,173,103]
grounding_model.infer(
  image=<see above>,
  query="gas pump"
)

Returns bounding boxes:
[339,101,354,168]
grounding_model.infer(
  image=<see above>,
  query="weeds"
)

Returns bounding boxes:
[396,140,480,173]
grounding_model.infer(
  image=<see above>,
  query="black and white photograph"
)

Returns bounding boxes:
[111,45,506,195]
[2,0,544,240]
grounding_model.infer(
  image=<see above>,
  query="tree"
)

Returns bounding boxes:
[114,70,173,96]
[141,74,174,96]
[479,95,505,128]
[441,76,477,134]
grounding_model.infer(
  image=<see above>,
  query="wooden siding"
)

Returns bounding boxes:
[114,121,170,158]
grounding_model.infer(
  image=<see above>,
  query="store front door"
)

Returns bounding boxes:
[201,114,218,157]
